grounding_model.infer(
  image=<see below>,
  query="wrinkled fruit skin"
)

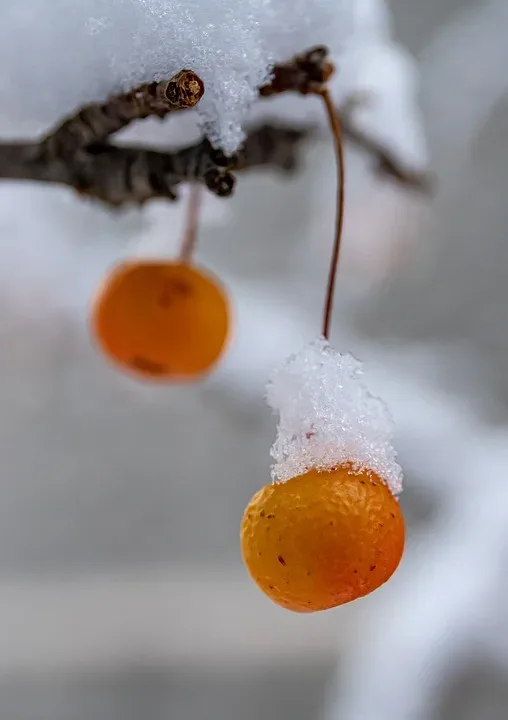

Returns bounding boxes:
[241,466,405,613]
[90,261,230,382]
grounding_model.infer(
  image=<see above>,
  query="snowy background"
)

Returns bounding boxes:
[1,0,508,719]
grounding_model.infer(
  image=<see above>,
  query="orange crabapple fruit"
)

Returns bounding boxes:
[90,260,230,381]
[241,464,405,613]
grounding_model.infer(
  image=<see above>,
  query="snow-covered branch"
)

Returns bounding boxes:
[0,45,430,206]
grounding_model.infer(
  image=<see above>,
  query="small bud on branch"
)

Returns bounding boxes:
[260,46,335,97]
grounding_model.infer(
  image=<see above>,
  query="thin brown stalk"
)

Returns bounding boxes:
[319,88,345,341]
[179,185,202,262]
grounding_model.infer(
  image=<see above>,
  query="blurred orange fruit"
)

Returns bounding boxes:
[241,465,405,612]
[90,260,230,381]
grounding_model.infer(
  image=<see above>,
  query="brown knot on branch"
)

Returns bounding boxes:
[259,46,335,98]
[42,69,205,159]
[165,69,205,108]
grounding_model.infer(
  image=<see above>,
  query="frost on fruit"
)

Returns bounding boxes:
[266,337,403,495]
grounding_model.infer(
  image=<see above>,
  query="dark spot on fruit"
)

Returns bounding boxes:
[158,278,192,307]
[360,480,365,485]
[267,513,275,519]
[379,522,384,528]
[172,279,192,296]
[278,555,286,566]
[370,565,377,571]
[391,513,396,519]
[259,510,265,518]
[307,571,311,576]
[258,552,262,557]
[130,356,165,375]
[371,482,378,487]
[157,291,173,308]
[353,569,358,574]
[269,585,274,590]
[329,521,334,526]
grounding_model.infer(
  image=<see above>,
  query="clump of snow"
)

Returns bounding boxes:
[0,0,352,153]
[266,337,403,495]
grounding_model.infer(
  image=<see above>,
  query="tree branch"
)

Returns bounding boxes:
[0,125,307,206]
[0,47,432,206]
[41,70,205,159]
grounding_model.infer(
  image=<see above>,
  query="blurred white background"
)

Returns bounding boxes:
[1,0,508,718]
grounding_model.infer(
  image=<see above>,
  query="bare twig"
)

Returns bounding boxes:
[0,125,307,207]
[42,70,204,158]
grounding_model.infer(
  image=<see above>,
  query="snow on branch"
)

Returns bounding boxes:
[0,50,324,206]
[0,0,353,153]
[0,46,430,206]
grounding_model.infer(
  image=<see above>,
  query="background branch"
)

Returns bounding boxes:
[341,113,433,193]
